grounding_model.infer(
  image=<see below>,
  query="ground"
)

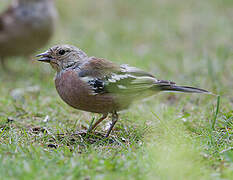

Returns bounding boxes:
[0,0,232,179]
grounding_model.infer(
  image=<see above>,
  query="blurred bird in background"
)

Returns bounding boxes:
[0,0,57,70]
[36,44,211,137]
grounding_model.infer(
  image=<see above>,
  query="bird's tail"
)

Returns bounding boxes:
[154,80,211,94]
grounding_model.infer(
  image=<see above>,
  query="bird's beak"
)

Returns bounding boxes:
[35,51,53,63]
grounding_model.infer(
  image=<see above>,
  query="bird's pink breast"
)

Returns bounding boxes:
[54,69,125,113]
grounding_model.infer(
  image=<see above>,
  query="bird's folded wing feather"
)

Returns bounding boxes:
[78,57,158,94]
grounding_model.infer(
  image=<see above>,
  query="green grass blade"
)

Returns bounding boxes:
[212,95,220,130]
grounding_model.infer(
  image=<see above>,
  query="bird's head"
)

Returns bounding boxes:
[36,44,88,72]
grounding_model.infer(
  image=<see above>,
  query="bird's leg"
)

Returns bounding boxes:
[105,111,118,138]
[88,113,108,133]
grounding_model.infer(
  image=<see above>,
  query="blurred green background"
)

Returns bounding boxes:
[0,0,232,179]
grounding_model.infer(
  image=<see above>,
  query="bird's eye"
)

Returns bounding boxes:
[58,49,66,55]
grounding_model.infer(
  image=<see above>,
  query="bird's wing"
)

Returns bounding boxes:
[78,57,158,95]
[78,57,210,95]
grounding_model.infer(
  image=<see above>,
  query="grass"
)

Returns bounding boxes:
[0,0,233,179]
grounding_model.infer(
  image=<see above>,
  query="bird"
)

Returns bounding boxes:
[36,44,211,137]
[0,0,57,69]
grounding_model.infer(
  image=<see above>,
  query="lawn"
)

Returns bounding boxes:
[0,0,232,179]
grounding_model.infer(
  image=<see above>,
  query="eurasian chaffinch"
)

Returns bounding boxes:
[0,0,57,69]
[36,44,210,137]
